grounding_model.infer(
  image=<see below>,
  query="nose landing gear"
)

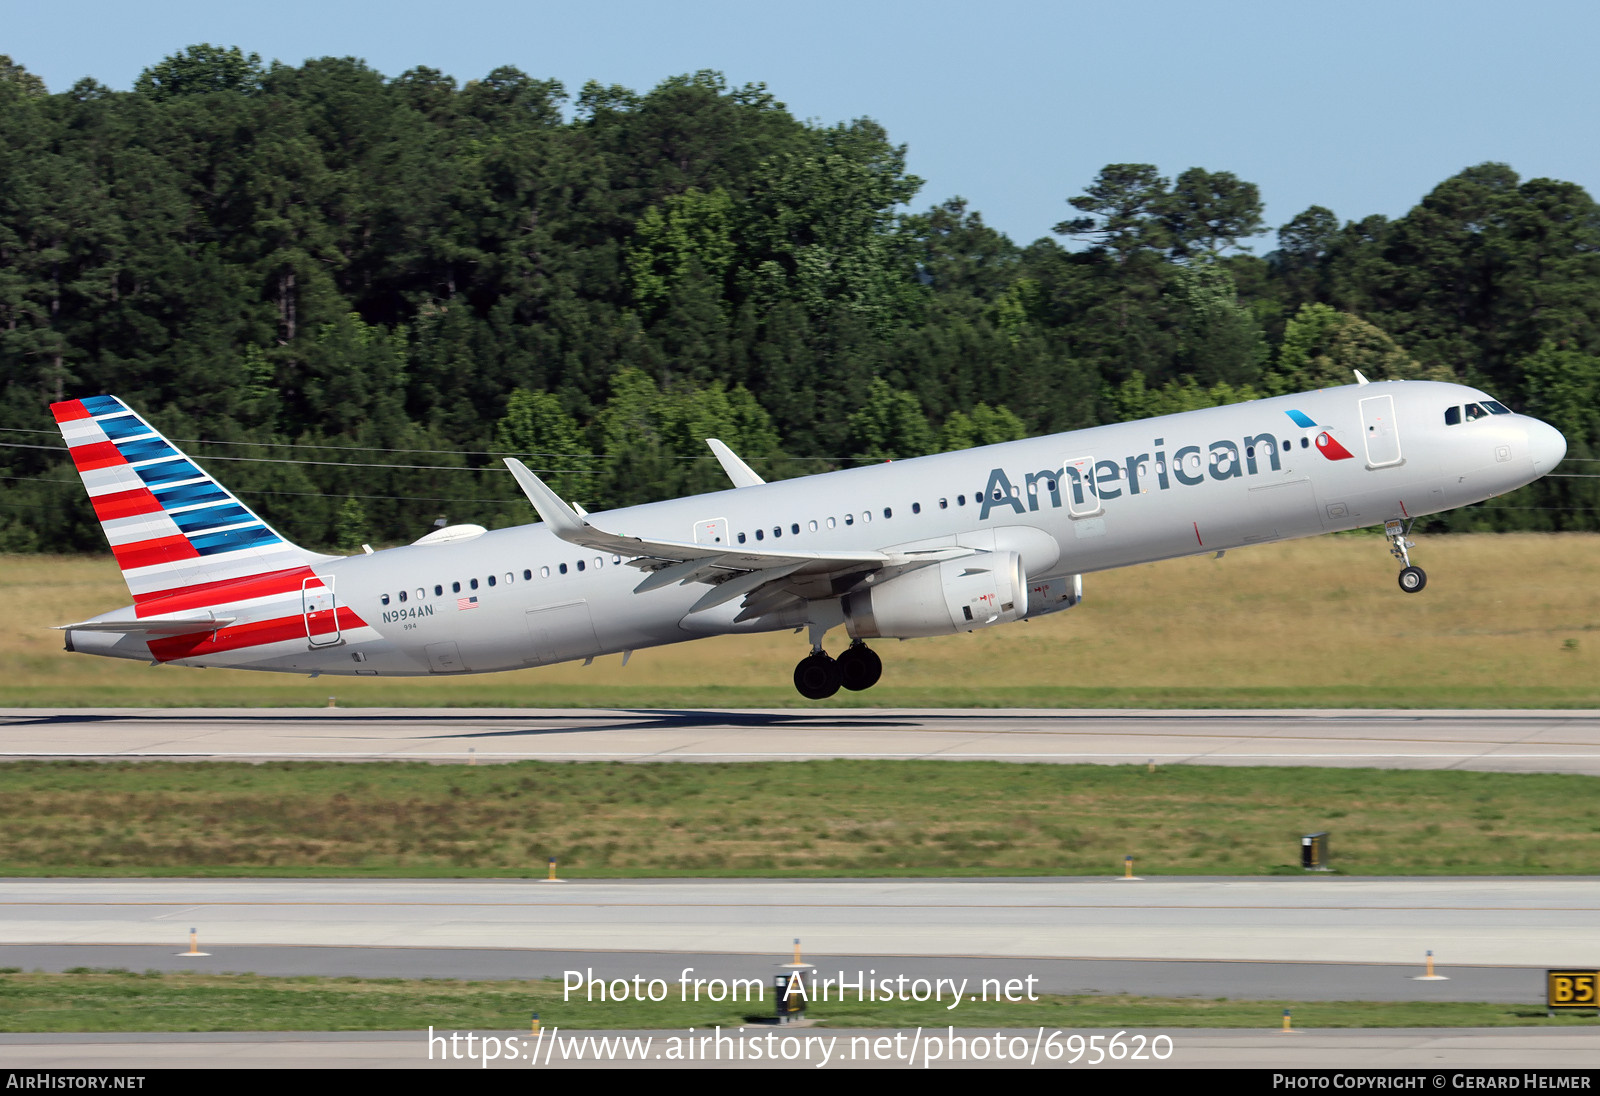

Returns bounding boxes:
[1386,519,1427,593]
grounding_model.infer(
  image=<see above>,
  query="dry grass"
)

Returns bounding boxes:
[8,533,1599,707]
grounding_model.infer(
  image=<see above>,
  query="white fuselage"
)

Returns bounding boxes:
[68,381,1566,677]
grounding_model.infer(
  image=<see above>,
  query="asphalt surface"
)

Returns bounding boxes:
[3,707,1600,773]
[5,877,1597,967]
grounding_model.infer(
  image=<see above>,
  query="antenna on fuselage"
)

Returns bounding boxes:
[1353,370,1371,386]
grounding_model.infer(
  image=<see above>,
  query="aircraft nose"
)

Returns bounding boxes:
[1527,417,1567,475]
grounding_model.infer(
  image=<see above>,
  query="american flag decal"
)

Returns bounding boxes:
[457,596,479,610]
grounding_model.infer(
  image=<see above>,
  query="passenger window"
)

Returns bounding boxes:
[755,529,764,540]
[957,495,966,506]
[827,517,837,529]
[1466,403,1488,421]
[505,572,515,584]
[522,569,531,581]
[576,560,585,571]
[773,526,782,538]
[791,523,800,535]
[559,563,567,574]
[415,588,425,601]
[1445,406,1461,426]
[594,557,602,568]
[487,575,496,587]
[398,590,407,603]
[1281,440,1290,452]
[1300,437,1309,448]
[451,581,461,593]
[381,594,390,605]
[613,556,622,564]
[844,514,854,526]
[883,507,892,519]
[939,498,948,509]
[862,511,871,523]
[1246,446,1255,459]
[540,566,550,578]
[434,585,443,597]
[912,503,921,515]
[738,532,747,543]
[808,520,818,532]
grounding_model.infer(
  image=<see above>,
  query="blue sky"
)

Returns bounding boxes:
[8,0,1598,248]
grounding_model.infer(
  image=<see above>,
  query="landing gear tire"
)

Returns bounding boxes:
[837,643,883,692]
[1398,565,1427,594]
[794,652,843,700]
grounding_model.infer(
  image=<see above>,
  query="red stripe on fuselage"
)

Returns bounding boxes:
[69,440,125,472]
[50,400,92,423]
[91,487,164,522]
[134,565,320,614]
[112,535,201,571]
[147,605,368,662]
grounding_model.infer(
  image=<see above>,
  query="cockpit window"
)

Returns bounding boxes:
[1465,403,1489,421]
[1483,400,1511,415]
[1444,406,1461,426]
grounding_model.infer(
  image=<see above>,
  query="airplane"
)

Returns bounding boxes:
[50,376,1566,699]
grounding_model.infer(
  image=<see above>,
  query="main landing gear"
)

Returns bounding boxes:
[793,641,882,700]
[1385,519,1427,594]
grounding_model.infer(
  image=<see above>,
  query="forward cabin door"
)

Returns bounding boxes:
[302,575,341,647]
[1360,394,1404,468]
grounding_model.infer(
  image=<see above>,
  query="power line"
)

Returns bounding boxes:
[0,426,876,464]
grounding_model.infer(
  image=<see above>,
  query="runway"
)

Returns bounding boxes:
[4,707,1600,773]
[5,877,1597,967]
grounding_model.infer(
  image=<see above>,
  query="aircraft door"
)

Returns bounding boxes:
[1359,395,1403,468]
[694,517,730,546]
[1062,456,1101,517]
[302,576,342,647]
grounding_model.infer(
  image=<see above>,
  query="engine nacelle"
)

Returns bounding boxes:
[1023,573,1083,618]
[844,551,1027,639]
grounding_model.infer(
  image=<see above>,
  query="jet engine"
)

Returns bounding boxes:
[1023,573,1083,619]
[843,551,1026,639]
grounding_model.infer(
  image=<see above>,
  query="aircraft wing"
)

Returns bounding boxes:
[504,459,971,614]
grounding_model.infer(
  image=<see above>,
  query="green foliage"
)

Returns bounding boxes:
[134,45,264,100]
[2,49,1599,546]
[334,498,368,554]
[1109,372,1262,422]
[1269,304,1451,393]
[494,388,591,503]
[847,379,935,460]
[939,403,1026,451]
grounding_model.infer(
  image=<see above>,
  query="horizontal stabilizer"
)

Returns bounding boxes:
[57,615,236,635]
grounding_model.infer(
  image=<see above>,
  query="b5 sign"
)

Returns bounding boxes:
[1546,970,1599,1010]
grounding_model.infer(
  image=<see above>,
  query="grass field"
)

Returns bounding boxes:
[0,969,1581,1032]
[3,760,1595,876]
[10,533,1600,708]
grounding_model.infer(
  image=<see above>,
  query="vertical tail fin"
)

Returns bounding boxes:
[51,396,327,603]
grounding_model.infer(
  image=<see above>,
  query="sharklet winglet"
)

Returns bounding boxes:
[707,439,765,488]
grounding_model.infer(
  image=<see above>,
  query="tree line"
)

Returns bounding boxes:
[2,45,1596,554]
